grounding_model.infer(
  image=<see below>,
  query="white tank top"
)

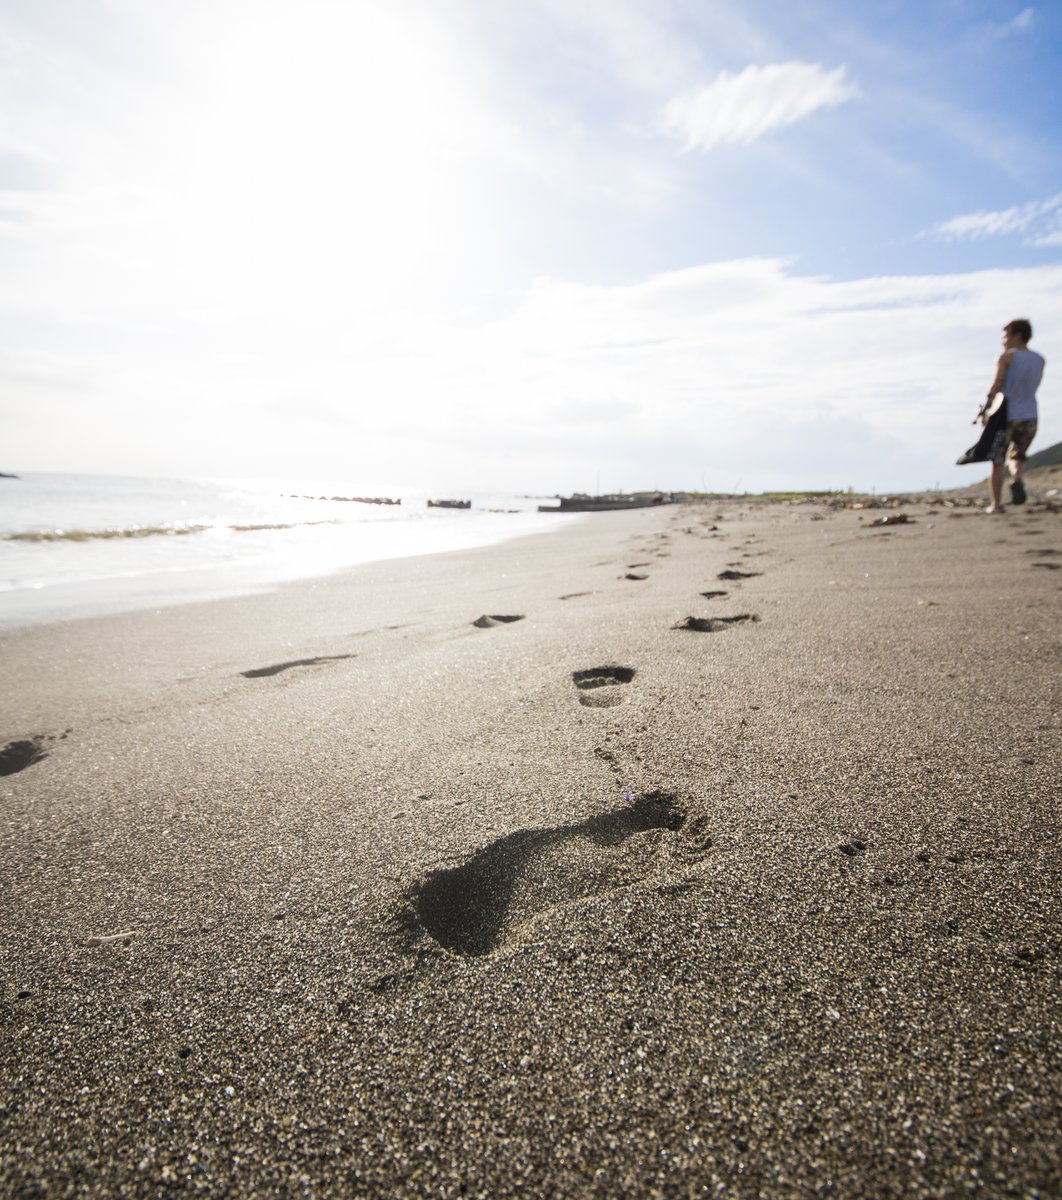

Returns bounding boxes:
[1005,348,1044,422]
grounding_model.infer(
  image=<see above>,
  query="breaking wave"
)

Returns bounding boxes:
[3,519,340,544]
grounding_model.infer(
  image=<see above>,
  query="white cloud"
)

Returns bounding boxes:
[925,192,1062,243]
[660,62,857,152]
[14,254,1058,494]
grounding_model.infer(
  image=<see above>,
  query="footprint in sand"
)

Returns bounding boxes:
[700,590,728,599]
[472,614,526,628]
[0,734,54,776]
[241,654,356,679]
[674,615,758,633]
[623,572,649,581]
[572,665,636,707]
[837,839,869,858]
[1031,562,1060,571]
[717,569,762,581]
[407,791,710,957]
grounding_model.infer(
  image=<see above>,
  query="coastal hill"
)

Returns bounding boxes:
[1025,439,1062,493]
[1026,438,1062,471]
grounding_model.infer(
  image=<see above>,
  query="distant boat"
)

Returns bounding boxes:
[538,492,672,513]
[427,499,471,509]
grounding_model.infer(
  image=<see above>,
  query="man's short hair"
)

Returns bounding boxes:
[1005,318,1033,342]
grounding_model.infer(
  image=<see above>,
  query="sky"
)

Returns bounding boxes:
[1,0,1061,494]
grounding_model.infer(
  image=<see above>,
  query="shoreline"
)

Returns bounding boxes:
[0,468,591,633]
[2,498,1059,1197]
[0,505,587,633]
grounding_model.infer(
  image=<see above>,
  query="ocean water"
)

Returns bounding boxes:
[0,472,578,630]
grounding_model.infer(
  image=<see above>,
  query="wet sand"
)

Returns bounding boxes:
[2,498,1059,1198]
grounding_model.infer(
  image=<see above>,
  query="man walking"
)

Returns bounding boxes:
[982,318,1045,513]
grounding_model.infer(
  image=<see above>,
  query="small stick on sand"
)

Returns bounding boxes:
[84,931,139,946]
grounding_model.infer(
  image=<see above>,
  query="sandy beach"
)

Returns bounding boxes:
[2,497,1059,1198]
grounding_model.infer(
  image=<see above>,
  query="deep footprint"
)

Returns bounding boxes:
[241,654,355,678]
[717,569,761,581]
[410,791,693,956]
[472,614,526,628]
[0,736,50,776]
[572,665,636,707]
[674,614,758,632]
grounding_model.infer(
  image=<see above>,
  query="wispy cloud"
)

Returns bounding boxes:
[924,192,1062,244]
[660,62,857,152]
[991,6,1035,37]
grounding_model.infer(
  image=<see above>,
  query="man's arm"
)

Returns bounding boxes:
[980,350,1013,422]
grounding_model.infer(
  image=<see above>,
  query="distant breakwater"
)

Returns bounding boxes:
[287,493,401,505]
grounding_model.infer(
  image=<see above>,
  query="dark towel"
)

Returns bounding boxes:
[956,399,1007,465]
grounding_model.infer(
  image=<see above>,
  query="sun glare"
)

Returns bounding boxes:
[156,2,472,323]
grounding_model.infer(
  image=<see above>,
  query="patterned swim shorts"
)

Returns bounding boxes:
[991,419,1037,466]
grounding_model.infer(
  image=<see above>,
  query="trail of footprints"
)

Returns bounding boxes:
[399,536,764,960]
[4,526,764,779]
[675,563,762,634]
[236,543,770,686]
